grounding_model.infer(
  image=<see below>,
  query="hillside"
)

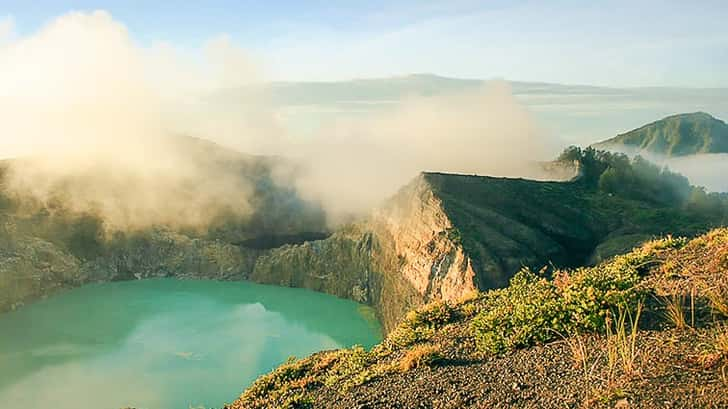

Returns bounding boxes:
[594,112,728,157]
[228,229,728,409]
[263,140,728,324]
[246,149,728,331]
[3,147,727,333]
[2,143,728,408]
[0,136,328,312]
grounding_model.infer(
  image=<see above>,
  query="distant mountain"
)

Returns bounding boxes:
[238,75,728,107]
[265,74,636,104]
[214,74,631,107]
[215,76,728,150]
[593,112,728,157]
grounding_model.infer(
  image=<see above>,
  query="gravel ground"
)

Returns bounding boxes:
[311,328,727,409]
[228,231,728,409]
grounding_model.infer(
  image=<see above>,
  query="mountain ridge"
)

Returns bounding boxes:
[3,148,727,331]
[594,112,728,157]
[240,159,728,331]
[2,132,728,329]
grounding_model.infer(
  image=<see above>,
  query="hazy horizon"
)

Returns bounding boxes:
[4,1,727,87]
[1,7,727,226]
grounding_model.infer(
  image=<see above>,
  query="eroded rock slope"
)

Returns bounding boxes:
[2,167,724,332]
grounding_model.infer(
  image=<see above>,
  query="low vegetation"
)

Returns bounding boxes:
[558,146,728,221]
[468,236,672,355]
[398,344,443,372]
[227,229,728,408]
[662,293,692,329]
[606,301,644,378]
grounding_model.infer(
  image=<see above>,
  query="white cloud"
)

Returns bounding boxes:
[0,11,272,230]
[0,10,577,227]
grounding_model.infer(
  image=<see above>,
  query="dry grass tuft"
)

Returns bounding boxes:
[568,335,589,373]
[606,301,644,379]
[662,293,693,329]
[715,327,728,356]
[399,344,443,372]
[707,285,728,318]
[552,331,598,381]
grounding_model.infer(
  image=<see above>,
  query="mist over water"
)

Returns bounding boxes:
[646,153,728,193]
[0,11,568,229]
[0,279,381,409]
[593,147,728,193]
[1,11,726,231]
[4,10,725,229]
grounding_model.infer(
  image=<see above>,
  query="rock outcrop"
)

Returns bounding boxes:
[239,171,723,331]
[0,229,259,312]
[0,233,81,311]
[239,172,598,331]
[247,175,478,331]
[2,169,724,332]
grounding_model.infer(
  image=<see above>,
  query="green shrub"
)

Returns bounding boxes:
[460,301,482,318]
[280,392,314,409]
[405,301,454,329]
[399,344,443,372]
[243,358,311,399]
[471,269,567,354]
[471,249,652,354]
[345,362,398,389]
[560,252,647,332]
[323,346,370,387]
[383,301,454,350]
[386,325,435,349]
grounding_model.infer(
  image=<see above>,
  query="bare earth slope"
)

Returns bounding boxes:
[247,171,722,331]
[228,229,728,409]
[4,168,721,333]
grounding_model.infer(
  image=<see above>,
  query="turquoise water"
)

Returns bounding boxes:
[0,279,381,409]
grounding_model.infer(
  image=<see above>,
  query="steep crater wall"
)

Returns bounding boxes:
[2,171,723,333]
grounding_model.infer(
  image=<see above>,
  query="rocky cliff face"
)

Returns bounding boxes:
[243,172,596,330]
[249,226,375,304]
[246,174,479,331]
[0,173,478,331]
[0,228,259,312]
[0,233,81,311]
[237,173,588,331]
[238,171,723,331]
[371,174,477,302]
[2,170,723,333]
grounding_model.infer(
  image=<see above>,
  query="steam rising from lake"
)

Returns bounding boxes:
[0,11,607,229]
[611,151,728,193]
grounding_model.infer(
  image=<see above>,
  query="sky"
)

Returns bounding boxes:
[1,0,727,87]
